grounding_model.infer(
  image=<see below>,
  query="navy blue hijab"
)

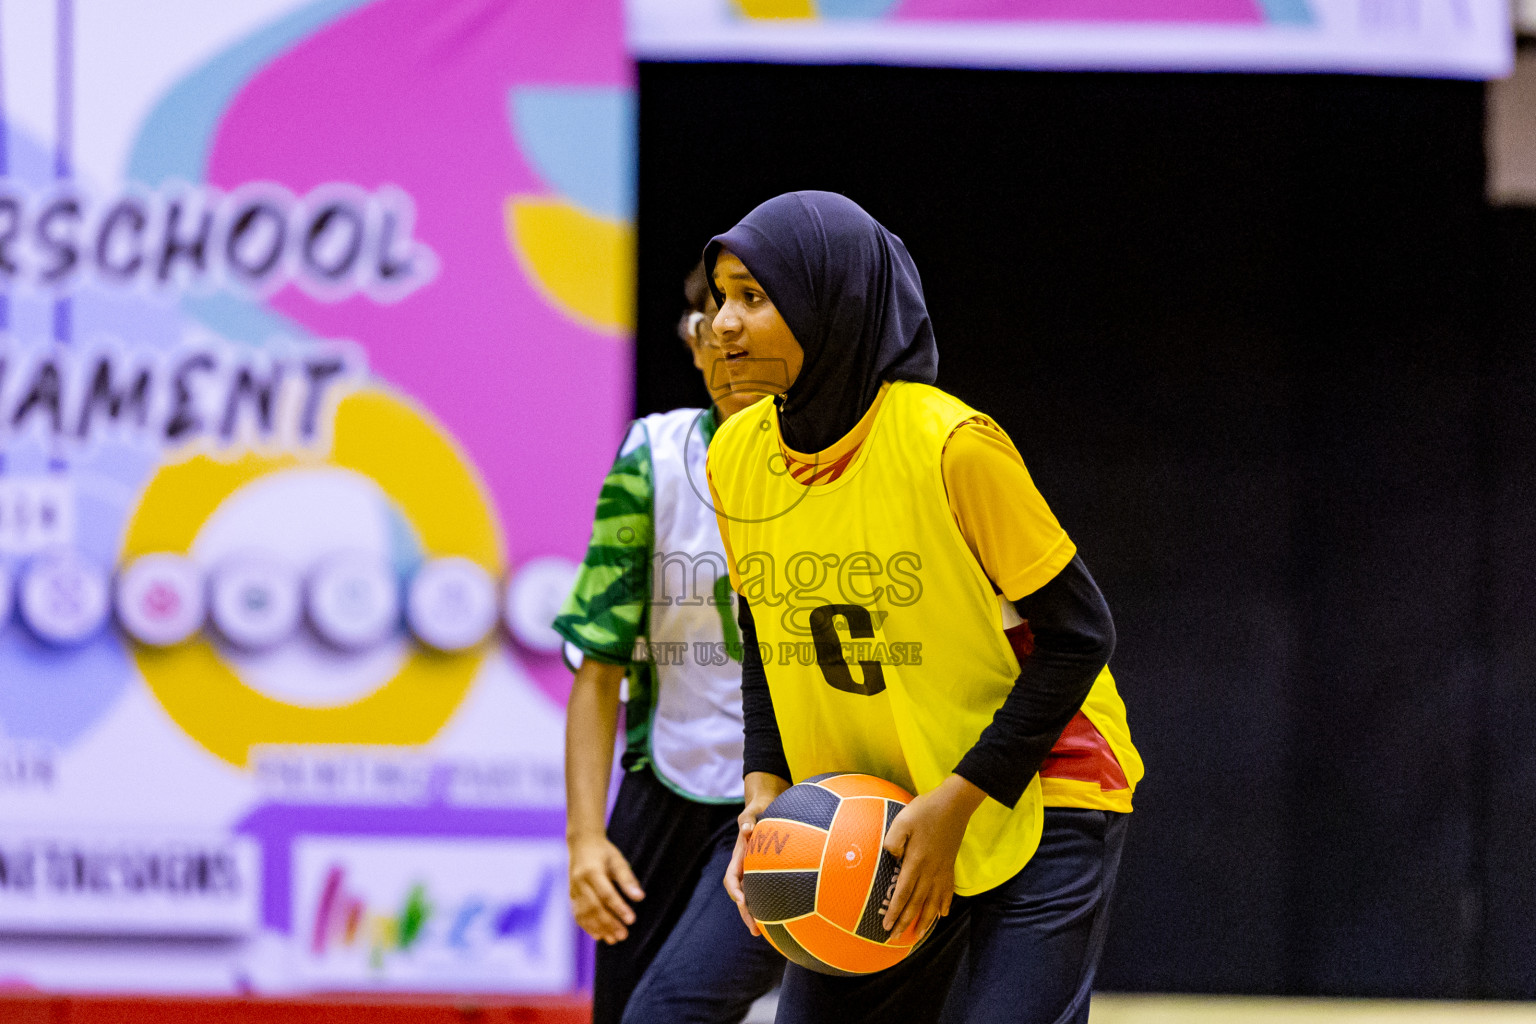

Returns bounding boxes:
[704,191,938,454]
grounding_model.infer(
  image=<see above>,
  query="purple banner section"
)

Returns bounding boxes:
[235,801,566,934]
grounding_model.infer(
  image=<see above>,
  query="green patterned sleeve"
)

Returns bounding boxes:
[553,422,653,665]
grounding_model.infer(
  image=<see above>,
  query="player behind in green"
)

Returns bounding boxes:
[556,264,783,1024]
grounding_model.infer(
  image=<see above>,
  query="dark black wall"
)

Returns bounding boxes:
[637,64,1507,997]
[1482,206,1536,1000]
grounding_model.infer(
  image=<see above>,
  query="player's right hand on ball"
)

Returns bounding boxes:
[725,771,791,937]
[568,833,645,945]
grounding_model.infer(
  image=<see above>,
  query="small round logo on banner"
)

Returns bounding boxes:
[20,551,112,646]
[116,553,206,647]
[210,556,302,652]
[504,556,578,654]
[406,557,497,652]
[308,554,400,651]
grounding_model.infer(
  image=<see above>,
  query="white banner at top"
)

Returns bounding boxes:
[628,0,1512,79]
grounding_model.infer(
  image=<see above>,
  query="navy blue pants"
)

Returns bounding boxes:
[776,808,1129,1024]
[594,768,784,1024]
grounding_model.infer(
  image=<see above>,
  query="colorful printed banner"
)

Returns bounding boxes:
[627,0,1512,78]
[0,0,631,995]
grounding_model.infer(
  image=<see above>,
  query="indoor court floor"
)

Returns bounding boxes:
[741,994,1536,1023]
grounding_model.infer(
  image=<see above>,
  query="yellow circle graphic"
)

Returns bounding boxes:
[120,388,505,767]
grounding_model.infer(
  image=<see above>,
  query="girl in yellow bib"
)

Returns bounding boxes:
[704,192,1142,1024]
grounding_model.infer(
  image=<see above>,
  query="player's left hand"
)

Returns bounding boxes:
[880,774,986,938]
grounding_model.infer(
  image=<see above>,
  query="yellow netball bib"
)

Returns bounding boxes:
[710,382,1055,895]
